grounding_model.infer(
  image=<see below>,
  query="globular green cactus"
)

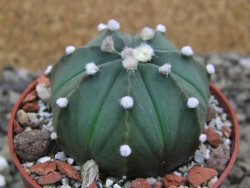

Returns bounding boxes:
[50,19,211,178]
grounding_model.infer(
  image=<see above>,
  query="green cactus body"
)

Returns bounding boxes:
[50,25,210,177]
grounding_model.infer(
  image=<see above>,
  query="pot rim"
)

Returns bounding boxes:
[8,78,240,188]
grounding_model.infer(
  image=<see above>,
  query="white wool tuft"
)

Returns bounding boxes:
[121,47,134,59]
[181,46,193,57]
[199,134,207,143]
[133,43,154,62]
[120,96,134,109]
[156,24,167,33]
[206,64,215,74]
[141,27,155,41]
[65,45,76,55]
[56,97,68,108]
[85,62,99,76]
[44,65,53,75]
[101,36,114,53]
[187,97,199,108]
[107,19,120,31]
[122,57,138,71]
[159,63,172,77]
[97,23,107,31]
[119,145,132,157]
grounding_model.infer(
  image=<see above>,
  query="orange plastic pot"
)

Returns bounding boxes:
[8,78,240,188]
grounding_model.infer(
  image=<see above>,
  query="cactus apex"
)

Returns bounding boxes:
[181,46,194,57]
[101,36,114,53]
[206,64,215,74]
[133,43,154,63]
[159,63,172,77]
[119,145,132,157]
[85,62,99,76]
[141,27,155,41]
[56,97,68,108]
[65,45,76,55]
[120,96,134,110]
[97,23,108,32]
[187,97,199,108]
[156,24,167,33]
[107,19,120,31]
[122,57,138,71]
[44,65,53,75]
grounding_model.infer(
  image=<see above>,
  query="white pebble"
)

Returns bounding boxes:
[22,162,34,168]
[0,175,6,188]
[61,177,69,185]
[173,171,182,177]
[122,57,138,71]
[50,132,58,140]
[159,63,172,77]
[67,158,74,165]
[199,134,207,143]
[36,83,51,102]
[187,97,199,108]
[0,155,8,172]
[106,178,114,187]
[44,65,53,75]
[204,149,210,160]
[56,97,68,108]
[97,23,107,31]
[120,96,134,109]
[146,177,157,185]
[206,64,215,74]
[61,185,71,188]
[224,138,231,145]
[119,145,132,157]
[101,36,114,53]
[65,45,75,55]
[37,156,51,163]
[141,27,155,41]
[181,46,194,57]
[194,150,204,164]
[107,19,120,31]
[156,24,166,33]
[133,43,154,62]
[113,184,122,188]
[85,62,99,76]
[55,151,67,161]
[208,176,218,187]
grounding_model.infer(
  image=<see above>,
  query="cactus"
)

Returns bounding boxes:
[50,19,210,178]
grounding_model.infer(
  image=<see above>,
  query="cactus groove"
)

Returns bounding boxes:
[50,23,210,177]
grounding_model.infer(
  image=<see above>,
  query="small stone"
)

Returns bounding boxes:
[207,176,218,187]
[113,184,122,188]
[0,155,8,172]
[50,132,58,140]
[67,158,74,165]
[194,150,205,164]
[199,134,207,143]
[187,166,218,187]
[153,181,162,188]
[222,126,232,138]
[163,174,185,187]
[105,178,114,187]
[56,160,81,181]
[146,177,157,185]
[37,75,51,87]
[30,161,56,175]
[55,151,67,161]
[130,178,151,188]
[0,174,6,187]
[27,113,39,124]
[81,160,99,187]
[37,156,52,164]
[38,171,63,185]
[13,120,24,134]
[88,182,98,188]
[14,130,51,161]
[23,102,39,112]
[204,127,221,148]
[22,90,37,103]
[206,106,216,122]
[36,83,51,102]
[17,109,29,125]
[206,144,230,173]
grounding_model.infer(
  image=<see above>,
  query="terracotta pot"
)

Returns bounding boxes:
[8,78,240,188]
